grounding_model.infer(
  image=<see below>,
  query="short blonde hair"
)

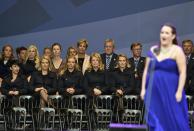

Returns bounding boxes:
[87,53,104,71]
[77,39,88,49]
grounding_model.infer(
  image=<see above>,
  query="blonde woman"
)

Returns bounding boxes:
[30,56,57,108]
[58,56,83,96]
[111,54,135,95]
[23,45,40,81]
[83,53,106,97]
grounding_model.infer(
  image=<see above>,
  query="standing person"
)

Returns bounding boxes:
[16,46,27,75]
[129,42,145,94]
[65,46,77,59]
[182,39,194,95]
[140,24,190,131]
[75,39,90,74]
[0,44,15,87]
[101,39,118,93]
[101,39,118,71]
[16,46,27,64]
[23,45,40,82]
[43,47,52,59]
[51,43,65,77]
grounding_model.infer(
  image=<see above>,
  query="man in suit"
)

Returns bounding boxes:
[182,39,194,95]
[129,42,145,95]
[101,39,118,94]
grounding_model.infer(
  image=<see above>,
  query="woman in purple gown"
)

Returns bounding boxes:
[140,23,190,131]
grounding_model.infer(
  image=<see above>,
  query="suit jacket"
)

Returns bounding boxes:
[75,54,90,75]
[185,53,194,94]
[101,53,118,71]
[128,56,146,94]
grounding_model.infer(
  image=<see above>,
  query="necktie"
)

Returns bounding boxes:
[134,59,139,68]
[186,56,189,64]
[106,56,111,70]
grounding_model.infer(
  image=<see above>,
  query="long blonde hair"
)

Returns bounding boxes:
[59,56,80,75]
[25,45,40,69]
[87,53,104,71]
[115,54,131,68]
[38,56,52,71]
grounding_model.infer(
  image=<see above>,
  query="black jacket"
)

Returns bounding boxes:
[128,57,145,93]
[58,70,83,95]
[185,53,194,94]
[83,69,107,96]
[101,53,118,71]
[110,67,135,94]
[29,71,57,94]
[0,59,14,79]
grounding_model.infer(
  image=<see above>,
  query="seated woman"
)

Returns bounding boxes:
[111,54,134,95]
[29,56,57,108]
[83,53,106,108]
[1,60,28,107]
[59,56,83,96]
[111,54,134,122]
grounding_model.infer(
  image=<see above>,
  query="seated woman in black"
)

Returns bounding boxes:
[111,54,134,95]
[83,53,106,107]
[59,56,83,95]
[111,54,134,122]
[29,56,57,108]
[1,60,28,107]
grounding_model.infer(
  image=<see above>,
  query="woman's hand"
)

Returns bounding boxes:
[175,91,182,102]
[93,88,102,96]
[140,89,146,100]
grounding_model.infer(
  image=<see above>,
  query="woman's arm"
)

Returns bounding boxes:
[175,47,186,102]
[140,57,150,100]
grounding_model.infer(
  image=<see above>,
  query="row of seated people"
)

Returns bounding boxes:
[0,52,141,110]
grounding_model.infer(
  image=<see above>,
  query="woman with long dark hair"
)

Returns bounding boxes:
[140,23,190,130]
